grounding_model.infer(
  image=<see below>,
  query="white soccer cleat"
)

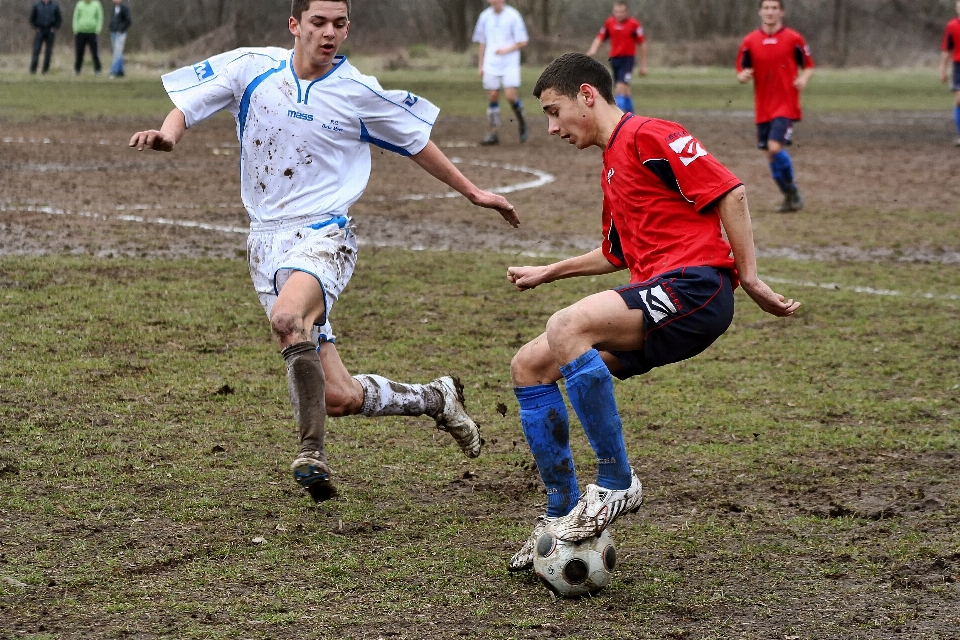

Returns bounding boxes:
[429,376,482,458]
[551,470,643,542]
[508,514,556,572]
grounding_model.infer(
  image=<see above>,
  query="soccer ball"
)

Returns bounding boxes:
[533,526,616,598]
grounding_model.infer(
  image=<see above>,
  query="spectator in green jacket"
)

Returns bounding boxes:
[73,0,104,76]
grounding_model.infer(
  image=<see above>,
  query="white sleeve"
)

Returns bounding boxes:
[351,78,439,157]
[472,13,486,44]
[161,49,250,127]
[512,11,529,43]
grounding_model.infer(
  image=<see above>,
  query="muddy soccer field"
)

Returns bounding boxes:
[2,85,960,640]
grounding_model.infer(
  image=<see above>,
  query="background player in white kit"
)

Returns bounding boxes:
[473,0,529,146]
[129,0,520,503]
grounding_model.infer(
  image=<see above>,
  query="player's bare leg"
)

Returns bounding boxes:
[271,271,337,502]
[481,88,502,146]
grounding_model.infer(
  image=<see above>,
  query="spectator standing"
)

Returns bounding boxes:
[73,0,104,76]
[473,0,529,145]
[586,1,647,114]
[108,0,131,78]
[29,0,62,75]
[939,0,960,146]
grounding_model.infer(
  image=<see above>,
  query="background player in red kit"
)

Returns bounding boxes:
[504,52,800,571]
[587,1,646,114]
[737,0,814,213]
[939,0,960,146]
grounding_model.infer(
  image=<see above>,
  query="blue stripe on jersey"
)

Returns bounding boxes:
[166,51,286,95]
[347,79,437,127]
[238,60,287,138]
[288,52,302,103]
[359,120,413,156]
[303,56,348,105]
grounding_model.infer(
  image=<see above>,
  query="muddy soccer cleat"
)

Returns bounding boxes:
[291,452,337,502]
[776,187,803,213]
[518,118,528,143]
[429,376,482,458]
[508,514,556,572]
[480,132,499,146]
[551,470,642,542]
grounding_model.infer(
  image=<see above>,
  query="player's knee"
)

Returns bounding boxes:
[270,311,303,341]
[545,307,581,342]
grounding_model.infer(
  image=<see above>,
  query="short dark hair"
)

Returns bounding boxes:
[759,0,783,8]
[533,53,616,104]
[291,0,351,20]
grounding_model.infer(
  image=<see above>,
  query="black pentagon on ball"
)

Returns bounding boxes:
[603,543,617,571]
[562,558,589,584]
[536,532,557,558]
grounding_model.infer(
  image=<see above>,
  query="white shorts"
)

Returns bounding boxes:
[482,67,521,91]
[247,215,358,344]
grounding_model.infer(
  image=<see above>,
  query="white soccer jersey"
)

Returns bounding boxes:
[162,48,439,225]
[472,5,528,77]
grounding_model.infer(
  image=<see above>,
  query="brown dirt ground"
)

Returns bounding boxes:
[2,114,960,639]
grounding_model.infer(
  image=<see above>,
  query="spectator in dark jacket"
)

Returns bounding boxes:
[29,0,62,74]
[108,0,131,78]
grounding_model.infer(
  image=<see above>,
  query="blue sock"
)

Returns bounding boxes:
[560,350,632,490]
[515,383,580,517]
[615,95,628,112]
[769,149,796,193]
[954,105,960,136]
[623,96,634,113]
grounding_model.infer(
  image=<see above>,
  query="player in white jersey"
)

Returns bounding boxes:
[473,0,529,146]
[129,0,520,503]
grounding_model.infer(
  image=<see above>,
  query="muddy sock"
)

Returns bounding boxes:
[770,149,795,192]
[510,99,525,122]
[353,374,442,418]
[282,341,326,457]
[487,102,501,128]
[561,349,632,491]
[516,383,580,517]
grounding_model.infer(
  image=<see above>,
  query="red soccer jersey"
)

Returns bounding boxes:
[737,27,814,123]
[943,18,960,63]
[598,16,645,58]
[600,115,742,284]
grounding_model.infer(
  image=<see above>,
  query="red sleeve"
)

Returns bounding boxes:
[638,123,742,213]
[600,199,626,268]
[598,17,611,41]
[795,31,815,68]
[634,19,645,44]
[736,35,751,72]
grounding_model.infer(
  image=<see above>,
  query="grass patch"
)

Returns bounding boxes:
[1,250,958,638]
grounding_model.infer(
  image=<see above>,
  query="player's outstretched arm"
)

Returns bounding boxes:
[410,141,520,227]
[586,36,603,57]
[941,51,951,84]
[794,67,814,91]
[129,108,187,152]
[717,186,800,317]
[507,247,622,292]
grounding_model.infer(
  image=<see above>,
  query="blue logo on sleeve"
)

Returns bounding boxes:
[193,60,214,81]
[403,92,419,107]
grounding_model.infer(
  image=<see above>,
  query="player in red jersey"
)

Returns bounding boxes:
[737,0,814,213]
[587,1,647,114]
[939,0,960,146]
[504,53,800,571]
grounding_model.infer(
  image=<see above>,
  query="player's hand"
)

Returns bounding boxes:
[471,190,520,227]
[742,278,800,317]
[794,76,809,91]
[507,265,550,291]
[941,70,949,84]
[736,68,753,84]
[129,129,176,152]
[639,65,648,77]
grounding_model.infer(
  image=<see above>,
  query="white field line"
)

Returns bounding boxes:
[0,159,554,235]
[761,276,960,301]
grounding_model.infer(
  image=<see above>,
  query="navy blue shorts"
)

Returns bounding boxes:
[756,117,794,150]
[952,61,960,92]
[609,56,635,84]
[609,266,735,379]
